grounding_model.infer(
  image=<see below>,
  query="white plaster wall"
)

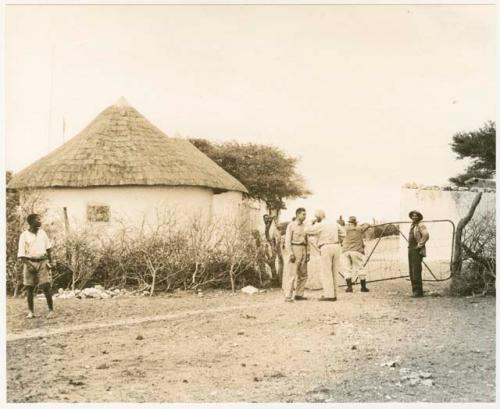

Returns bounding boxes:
[399,188,496,262]
[212,192,264,231]
[28,186,214,233]
[212,191,243,223]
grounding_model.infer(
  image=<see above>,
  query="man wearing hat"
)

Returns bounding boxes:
[408,210,430,297]
[342,216,370,293]
[305,209,346,301]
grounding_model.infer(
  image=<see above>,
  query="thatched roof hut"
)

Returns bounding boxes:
[9,99,258,230]
[8,98,247,193]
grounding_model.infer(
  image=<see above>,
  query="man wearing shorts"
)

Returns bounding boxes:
[18,214,55,318]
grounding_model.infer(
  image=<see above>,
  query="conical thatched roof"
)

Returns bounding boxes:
[8,99,247,193]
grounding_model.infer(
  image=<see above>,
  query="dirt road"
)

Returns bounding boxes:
[6,280,495,403]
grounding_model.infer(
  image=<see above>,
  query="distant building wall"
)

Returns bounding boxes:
[399,186,496,262]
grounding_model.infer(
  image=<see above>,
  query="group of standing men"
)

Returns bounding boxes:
[283,208,369,302]
[283,208,430,301]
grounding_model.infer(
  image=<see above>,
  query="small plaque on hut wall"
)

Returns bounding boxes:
[87,205,110,223]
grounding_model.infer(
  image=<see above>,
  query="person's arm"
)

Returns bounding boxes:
[338,224,346,245]
[284,223,293,256]
[17,233,29,263]
[305,234,310,262]
[417,224,430,247]
[304,221,322,236]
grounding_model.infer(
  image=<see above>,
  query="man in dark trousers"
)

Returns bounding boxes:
[18,214,55,318]
[408,210,430,297]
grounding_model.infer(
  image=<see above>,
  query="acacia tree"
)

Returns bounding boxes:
[449,121,496,186]
[190,139,311,286]
[190,139,311,211]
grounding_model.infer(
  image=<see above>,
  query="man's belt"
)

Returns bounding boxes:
[291,243,307,246]
[319,242,339,249]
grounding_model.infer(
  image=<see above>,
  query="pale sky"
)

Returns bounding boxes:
[5,5,496,222]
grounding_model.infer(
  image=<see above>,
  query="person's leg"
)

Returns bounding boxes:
[354,252,369,292]
[320,246,335,298]
[294,247,308,298]
[41,283,54,311]
[408,250,416,293]
[413,252,424,296]
[37,260,54,314]
[26,286,35,317]
[331,244,341,298]
[343,252,353,292]
[284,248,299,300]
[409,250,423,296]
[23,262,36,318]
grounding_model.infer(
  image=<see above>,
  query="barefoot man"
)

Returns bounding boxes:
[305,209,346,301]
[18,214,55,318]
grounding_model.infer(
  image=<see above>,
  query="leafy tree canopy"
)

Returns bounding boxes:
[449,121,495,186]
[189,139,311,210]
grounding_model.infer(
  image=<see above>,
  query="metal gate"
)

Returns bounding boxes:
[341,219,456,286]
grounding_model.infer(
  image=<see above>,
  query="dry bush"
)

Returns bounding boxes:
[6,202,262,295]
[53,212,259,295]
[450,210,496,296]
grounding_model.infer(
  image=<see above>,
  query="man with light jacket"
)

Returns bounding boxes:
[408,210,430,297]
[305,209,346,301]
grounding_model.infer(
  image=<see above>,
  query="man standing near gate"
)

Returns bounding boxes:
[305,209,346,301]
[283,208,310,302]
[408,210,430,297]
[343,216,370,293]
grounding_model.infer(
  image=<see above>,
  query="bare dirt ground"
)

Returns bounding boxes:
[6,279,495,403]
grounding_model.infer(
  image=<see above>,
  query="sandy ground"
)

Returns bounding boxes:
[6,279,496,403]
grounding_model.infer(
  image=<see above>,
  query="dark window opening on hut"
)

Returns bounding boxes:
[87,205,110,223]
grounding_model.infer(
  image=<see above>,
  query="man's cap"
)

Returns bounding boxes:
[348,216,357,223]
[408,210,423,220]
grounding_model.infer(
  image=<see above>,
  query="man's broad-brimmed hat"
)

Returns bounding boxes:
[408,210,423,220]
[348,216,357,223]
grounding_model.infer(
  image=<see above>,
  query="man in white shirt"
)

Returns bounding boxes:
[283,208,310,302]
[18,214,55,318]
[305,209,346,301]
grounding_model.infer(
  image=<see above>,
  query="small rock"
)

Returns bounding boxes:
[253,376,262,382]
[351,345,357,350]
[422,379,434,387]
[136,335,144,341]
[419,372,433,379]
[237,331,245,335]
[96,363,109,370]
[241,363,246,367]
[409,378,420,387]
[241,286,259,295]
[381,360,399,368]
[182,379,188,383]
